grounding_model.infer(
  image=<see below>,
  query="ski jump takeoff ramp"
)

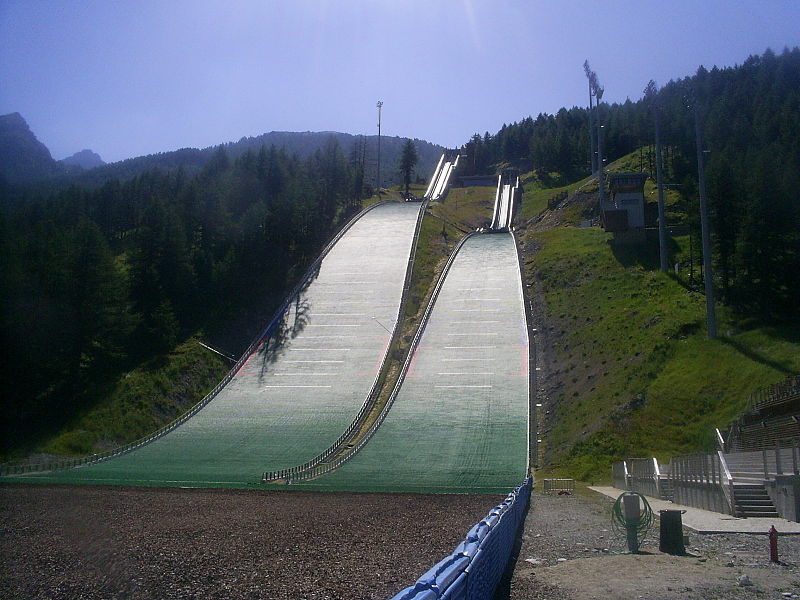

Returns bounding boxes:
[7,202,423,488]
[294,232,530,494]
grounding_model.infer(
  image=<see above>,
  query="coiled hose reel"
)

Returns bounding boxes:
[612,491,654,553]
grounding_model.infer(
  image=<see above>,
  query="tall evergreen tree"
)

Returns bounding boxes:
[398,139,418,196]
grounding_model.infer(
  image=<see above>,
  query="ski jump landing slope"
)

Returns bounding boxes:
[294,232,530,494]
[12,202,422,488]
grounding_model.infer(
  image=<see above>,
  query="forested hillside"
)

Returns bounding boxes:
[0,123,443,196]
[464,48,800,323]
[0,139,376,455]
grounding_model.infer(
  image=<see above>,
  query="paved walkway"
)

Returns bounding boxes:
[589,486,800,534]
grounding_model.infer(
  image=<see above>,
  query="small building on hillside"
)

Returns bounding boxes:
[457,174,497,187]
[601,172,648,243]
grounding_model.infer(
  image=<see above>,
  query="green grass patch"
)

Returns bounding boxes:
[38,336,228,457]
[518,172,592,222]
[526,226,800,482]
[429,186,496,230]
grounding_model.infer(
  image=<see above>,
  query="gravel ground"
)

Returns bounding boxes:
[0,484,499,600]
[3,484,798,600]
[508,489,800,600]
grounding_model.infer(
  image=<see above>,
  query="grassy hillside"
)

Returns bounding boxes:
[368,169,800,484]
[523,225,800,481]
[10,157,799,482]
[515,155,800,482]
[8,337,228,461]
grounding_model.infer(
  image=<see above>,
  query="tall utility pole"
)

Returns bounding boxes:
[583,61,597,174]
[595,86,605,205]
[376,100,383,192]
[584,62,605,204]
[645,80,669,273]
[693,101,717,339]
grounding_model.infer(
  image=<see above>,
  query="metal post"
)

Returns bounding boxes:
[710,454,717,512]
[597,101,605,205]
[644,80,669,272]
[693,104,717,338]
[793,438,799,475]
[376,101,383,192]
[775,441,782,475]
[588,82,596,174]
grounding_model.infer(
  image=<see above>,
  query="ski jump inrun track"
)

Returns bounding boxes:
[3,171,531,495]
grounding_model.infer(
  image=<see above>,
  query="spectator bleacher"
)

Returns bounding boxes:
[723,376,800,452]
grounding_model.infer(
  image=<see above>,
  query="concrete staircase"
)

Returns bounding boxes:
[658,476,674,502]
[725,451,784,518]
[732,483,779,518]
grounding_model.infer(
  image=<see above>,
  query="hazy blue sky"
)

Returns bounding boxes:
[1,0,798,163]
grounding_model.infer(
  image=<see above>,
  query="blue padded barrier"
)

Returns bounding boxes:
[434,555,470,592]
[453,540,480,559]
[440,572,467,600]
[479,513,501,530]
[393,588,439,600]
[388,477,532,600]
[465,522,490,543]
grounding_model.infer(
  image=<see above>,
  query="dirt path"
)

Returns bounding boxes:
[508,489,800,600]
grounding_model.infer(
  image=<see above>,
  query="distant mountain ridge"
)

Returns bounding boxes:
[61,149,105,170]
[71,130,444,189]
[0,112,60,184]
[0,113,446,191]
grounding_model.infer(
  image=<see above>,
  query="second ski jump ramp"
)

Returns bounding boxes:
[293,232,530,494]
[10,202,423,488]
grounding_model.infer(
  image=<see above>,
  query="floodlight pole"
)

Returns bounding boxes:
[588,81,597,174]
[645,80,669,273]
[693,104,717,339]
[654,104,668,273]
[376,101,383,192]
[596,98,605,205]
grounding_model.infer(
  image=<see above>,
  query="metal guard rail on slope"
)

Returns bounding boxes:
[424,153,446,199]
[426,152,460,202]
[266,232,478,483]
[262,200,429,482]
[748,375,800,412]
[0,202,395,478]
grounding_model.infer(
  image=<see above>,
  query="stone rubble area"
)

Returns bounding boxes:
[0,484,499,600]
[3,483,798,600]
[508,489,800,600]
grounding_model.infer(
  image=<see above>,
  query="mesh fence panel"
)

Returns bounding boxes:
[390,478,531,600]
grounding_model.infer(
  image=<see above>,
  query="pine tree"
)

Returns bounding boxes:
[398,139,418,196]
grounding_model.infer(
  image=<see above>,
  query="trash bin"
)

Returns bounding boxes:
[659,509,686,555]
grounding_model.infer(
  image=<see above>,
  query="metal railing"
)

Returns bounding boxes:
[613,457,669,499]
[426,151,460,202]
[423,153,446,199]
[612,460,629,490]
[1,202,394,478]
[543,479,574,494]
[262,200,428,482]
[725,441,800,479]
[627,457,662,499]
[668,452,734,516]
[265,232,478,483]
[749,376,800,412]
[725,416,800,452]
[715,428,727,452]
[489,171,520,231]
